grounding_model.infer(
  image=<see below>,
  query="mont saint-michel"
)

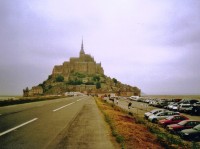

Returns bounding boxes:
[23,40,141,97]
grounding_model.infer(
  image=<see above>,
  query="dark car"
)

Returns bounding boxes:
[191,102,200,115]
[167,120,200,133]
[179,124,200,141]
[158,115,189,127]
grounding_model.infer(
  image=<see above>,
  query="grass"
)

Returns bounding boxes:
[96,97,200,149]
[96,98,163,149]
[0,95,65,107]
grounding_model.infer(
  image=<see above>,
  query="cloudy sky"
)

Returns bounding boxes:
[0,0,200,95]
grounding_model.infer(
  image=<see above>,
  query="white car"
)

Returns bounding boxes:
[171,103,178,111]
[129,96,139,101]
[148,111,180,123]
[144,109,166,119]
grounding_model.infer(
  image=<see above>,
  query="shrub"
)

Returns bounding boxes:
[96,82,101,89]
[113,78,118,84]
[74,72,86,78]
[93,75,100,82]
[48,75,52,80]
[67,79,82,85]
[56,75,64,82]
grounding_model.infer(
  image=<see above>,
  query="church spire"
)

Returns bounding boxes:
[80,37,85,56]
[81,38,84,50]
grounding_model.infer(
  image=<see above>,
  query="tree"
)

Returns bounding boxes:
[93,75,100,82]
[48,75,52,80]
[113,78,118,84]
[56,75,64,82]
[67,79,82,85]
[96,82,101,89]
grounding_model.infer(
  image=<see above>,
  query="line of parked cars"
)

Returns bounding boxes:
[144,109,200,141]
[133,97,200,116]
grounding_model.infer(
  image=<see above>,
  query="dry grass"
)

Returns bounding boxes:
[96,98,164,149]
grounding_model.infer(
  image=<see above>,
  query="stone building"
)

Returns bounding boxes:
[23,86,43,97]
[29,86,43,96]
[52,40,104,81]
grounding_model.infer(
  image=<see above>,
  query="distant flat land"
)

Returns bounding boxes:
[0,96,20,101]
[143,95,200,100]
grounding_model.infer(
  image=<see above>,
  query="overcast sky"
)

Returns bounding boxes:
[0,0,200,95]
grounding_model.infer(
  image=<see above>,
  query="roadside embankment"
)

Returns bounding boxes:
[96,97,163,149]
[96,97,200,149]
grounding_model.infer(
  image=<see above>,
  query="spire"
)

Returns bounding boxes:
[81,37,84,50]
[80,37,85,56]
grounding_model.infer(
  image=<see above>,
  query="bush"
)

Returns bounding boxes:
[85,82,94,85]
[74,72,86,78]
[116,135,124,143]
[113,78,118,84]
[48,75,52,80]
[93,75,100,82]
[56,75,64,82]
[67,79,82,85]
[96,82,101,89]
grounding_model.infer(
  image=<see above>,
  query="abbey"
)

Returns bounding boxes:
[52,40,104,81]
[23,40,141,97]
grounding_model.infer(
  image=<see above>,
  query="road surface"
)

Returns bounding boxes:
[0,96,118,149]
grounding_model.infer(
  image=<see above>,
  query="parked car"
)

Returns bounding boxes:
[156,100,169,108]
[129,96,139,101]
[178,124,200,141]
[191,102,200,115]
[167,120,200,133]
[144,109,166,119]
[151,101,159,107]
[148,111,180,123]
[158,115,189,127]
[185,99,199,104]
[171,103,179,111]
[167,102,175,110]
[178,103,192,113]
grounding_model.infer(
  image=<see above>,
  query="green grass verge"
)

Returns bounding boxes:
[0,96,66,107]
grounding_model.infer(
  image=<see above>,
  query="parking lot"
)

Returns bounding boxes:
[117,98,200,121]
[105,97,200,143]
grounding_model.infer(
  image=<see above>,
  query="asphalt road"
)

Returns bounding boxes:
[0,96,117,149]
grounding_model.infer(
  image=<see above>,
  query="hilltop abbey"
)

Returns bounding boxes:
[23,40,141,97]
[52,40,104,81]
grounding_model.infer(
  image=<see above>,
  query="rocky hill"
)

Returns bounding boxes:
[23,41,141,97]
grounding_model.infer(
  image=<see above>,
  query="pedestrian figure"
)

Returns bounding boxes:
[128,102,132,109]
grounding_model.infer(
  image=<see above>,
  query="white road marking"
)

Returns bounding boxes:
[53,102,75,112]
[76,99,82,102]
[0,118,38,137]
